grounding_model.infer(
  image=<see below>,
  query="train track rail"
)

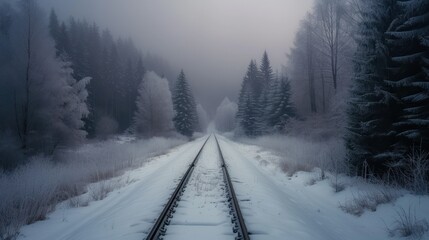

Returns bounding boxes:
[145,135,249,240]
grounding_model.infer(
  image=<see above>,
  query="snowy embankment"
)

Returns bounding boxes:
[219,135,429,240]
[0,136,188,240]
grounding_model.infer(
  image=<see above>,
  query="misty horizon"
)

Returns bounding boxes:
[37,0,314,113]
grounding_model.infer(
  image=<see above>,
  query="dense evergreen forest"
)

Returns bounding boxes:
[0,0,428,189]
[236,0,428,188]
[0,1,199,170]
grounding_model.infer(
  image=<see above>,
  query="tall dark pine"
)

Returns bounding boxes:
[236,60,260,136]
[240,91,258,137]
[267,76,296,132]
[173,70,197,137]
[256,51,275,134]
[49,9,60,54]
[346,0,399,176]
[260,51,274,91]
[388,0,429,156]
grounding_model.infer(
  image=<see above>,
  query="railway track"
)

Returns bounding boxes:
[145,135,249,240]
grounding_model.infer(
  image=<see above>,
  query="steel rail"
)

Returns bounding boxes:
[145,136,210,240]
[145,135,250,240]
[215,135,250,240]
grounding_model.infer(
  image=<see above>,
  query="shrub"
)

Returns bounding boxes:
[388,206,429,239]
[0,137,185,240]
[340,188,401,216]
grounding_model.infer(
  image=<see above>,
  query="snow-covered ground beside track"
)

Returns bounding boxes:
[17,137,208,240]
[218,135,429,240]
[14,135,429,240]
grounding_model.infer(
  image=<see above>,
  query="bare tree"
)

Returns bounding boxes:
[314,0,348,92]
[305,17,318,113]
[14,0,35,150]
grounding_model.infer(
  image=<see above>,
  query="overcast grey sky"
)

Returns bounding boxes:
[39,0,313,111]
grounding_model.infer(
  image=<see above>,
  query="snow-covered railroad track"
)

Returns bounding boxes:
[145,135,249,240]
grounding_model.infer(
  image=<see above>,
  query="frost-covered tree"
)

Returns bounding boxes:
[0,0,89,153]
[133,71,174,138]
[48,13,154,137]
[215,97,238,133]
[267,76,296,132]
[172,70,198,137]
[387,0,429,155]
[346,0,399,175]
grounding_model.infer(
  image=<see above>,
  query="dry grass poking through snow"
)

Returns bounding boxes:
[0,137,185,240]
[388,206,429,239]
[339,188,402,216]
[238,134,346,179]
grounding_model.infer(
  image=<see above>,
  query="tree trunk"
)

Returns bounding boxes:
[306,22,317,113]
[22,1,32,149]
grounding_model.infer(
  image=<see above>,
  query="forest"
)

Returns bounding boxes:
[0,0,428,201]
[0,0,428,239]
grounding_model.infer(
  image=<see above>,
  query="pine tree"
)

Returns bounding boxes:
[240,91,258,137]
[387,0,429,154]
[346,0,399,176]
[267,76,296,132]
[236,60,260,136]
[254,51,275,135]
[172,70,198,137]
[260,51,274,90]
[49,9,60,54]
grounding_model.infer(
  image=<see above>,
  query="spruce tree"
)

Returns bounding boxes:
[267,76,296,132]
[236,60,260,136]
[240,91,258,137]
[260,51,274,90]
[255,51,275,135]
[346,0,399,176]
[172,70,198,137]
[387,0,429,155]
[49,9,60,53]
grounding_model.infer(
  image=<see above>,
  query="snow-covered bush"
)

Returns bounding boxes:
[339,188,401,216]
[238,134,346,176]
[214,97,237,133]
[390,148,429,195]
[0,137,185,240]
[389,206,429,239]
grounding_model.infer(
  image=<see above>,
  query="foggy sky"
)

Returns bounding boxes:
[38,0,313,113]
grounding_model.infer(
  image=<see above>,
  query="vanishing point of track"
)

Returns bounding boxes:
[145,135,250,240]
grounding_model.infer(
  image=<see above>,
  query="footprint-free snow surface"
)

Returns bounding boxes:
[17,135,429,240]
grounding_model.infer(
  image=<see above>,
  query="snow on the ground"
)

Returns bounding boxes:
[217,135,429,240]
[164,136,233,240]
[15,135,429,240]
[17,137,208,240]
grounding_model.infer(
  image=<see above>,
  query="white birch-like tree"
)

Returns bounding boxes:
[133,71,174,138]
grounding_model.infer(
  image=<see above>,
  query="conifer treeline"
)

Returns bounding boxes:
[236,52,296,136]
[49,10,145,137]
[346,0,429,180]
[172,70,198,138]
